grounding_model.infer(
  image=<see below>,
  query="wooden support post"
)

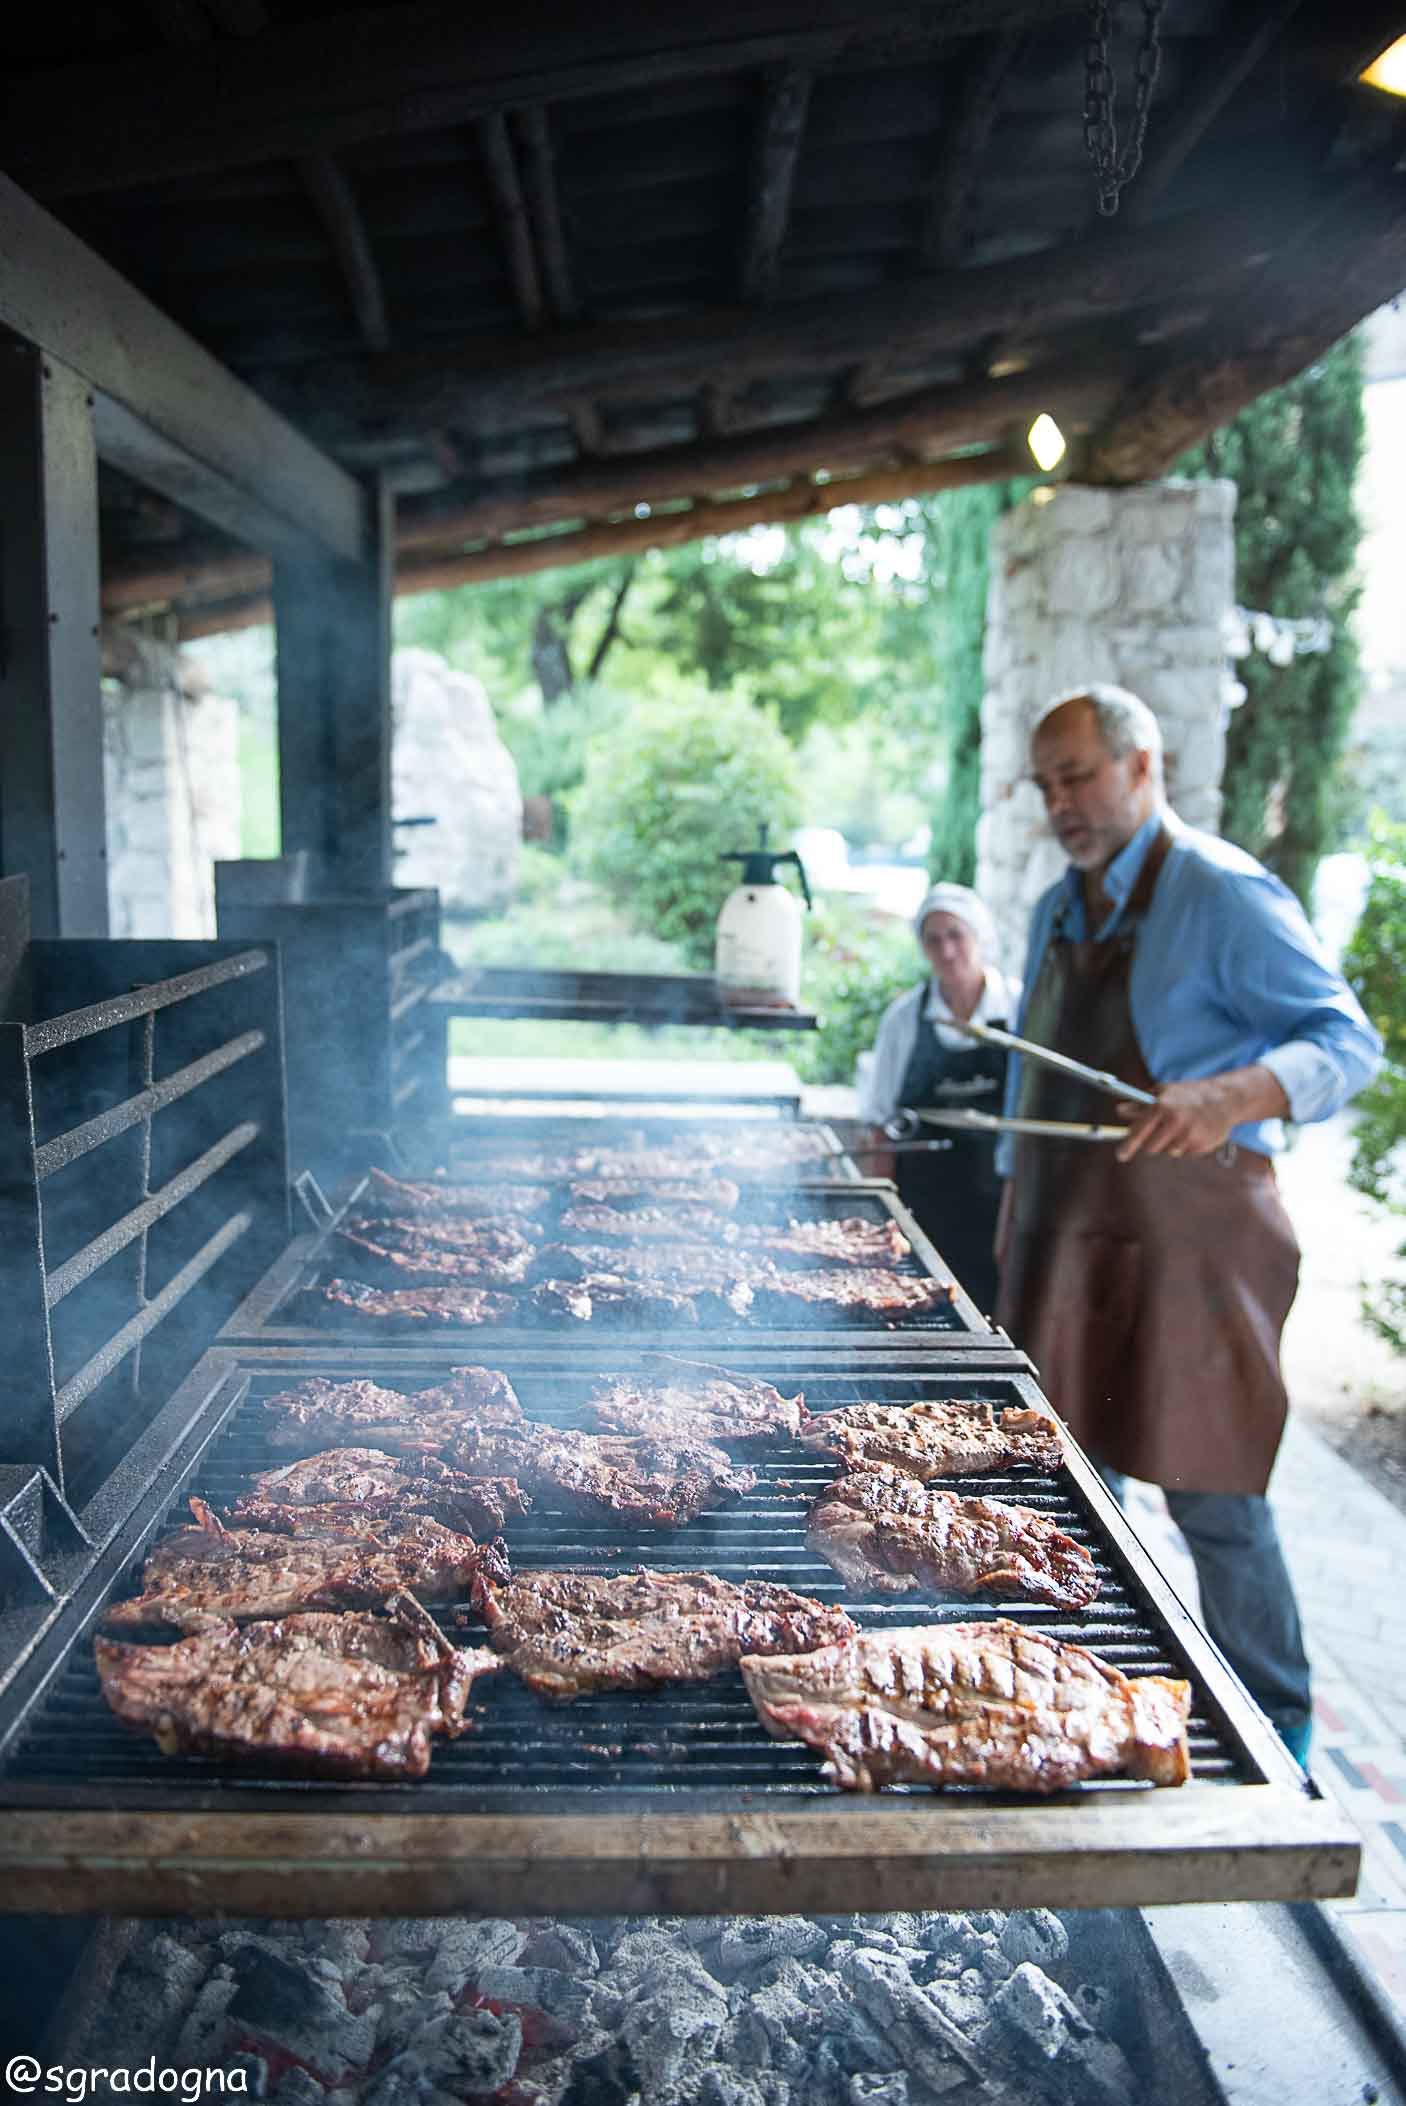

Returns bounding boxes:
[274,475,394,893]
[0,334,108,938]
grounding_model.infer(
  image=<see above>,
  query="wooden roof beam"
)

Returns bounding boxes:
[514,106,581,324]
[297,154,391,353]
[917,29,1026,271]
[1126,0,1307,215]
[740,67,812,302]
[477,113,546,331]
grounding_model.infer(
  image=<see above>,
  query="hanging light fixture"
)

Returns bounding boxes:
[1359,34,1406,97]
[1027,414,1067,472]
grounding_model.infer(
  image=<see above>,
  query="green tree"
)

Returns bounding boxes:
[1177,333,1365,907]
[570,689,802,967]
[1343,813,1406,1352]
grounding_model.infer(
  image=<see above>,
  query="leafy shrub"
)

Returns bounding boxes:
[497,685,632,844]
[789,898,919,1086]
[1343,813,1406,1350]
[569,690,802,969]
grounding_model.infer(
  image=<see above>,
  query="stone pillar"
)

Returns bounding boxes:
[976,478,1239,969]
[390,647,521,914]
[101,628,242,937]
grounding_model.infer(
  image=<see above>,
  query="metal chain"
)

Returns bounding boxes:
[1083,0,1165,216]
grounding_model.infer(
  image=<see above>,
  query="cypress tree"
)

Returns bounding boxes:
[1177,332,1365,907]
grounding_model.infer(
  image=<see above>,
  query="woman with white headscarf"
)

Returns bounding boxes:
[857,882,1019,1312]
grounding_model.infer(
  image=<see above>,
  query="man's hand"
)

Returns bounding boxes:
[1115,1064,1290,1163]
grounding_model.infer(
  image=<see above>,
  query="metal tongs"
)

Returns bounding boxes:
[885,1017,1158,1146]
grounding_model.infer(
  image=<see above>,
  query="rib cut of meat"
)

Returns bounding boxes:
[474,1567,856,1700]
[96,1593,498,1779]
[364,1165,551,1219]
[232,1447,531,1536]
[741,1620,1190,1792]
[317,1277,516,1326]
[799,1400,1063,1478]
[567,1178,741,1214]
[444,1424,756,1527]
[587,1372,805,1447]
[748,1269,955,1320]
[102,1497,509,1633]
[807,1468,1099,1609]
[337,1216,537,1284]
[262,1368,525,1454]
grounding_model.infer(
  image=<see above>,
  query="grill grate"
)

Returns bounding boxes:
[1,1365,1247,1810]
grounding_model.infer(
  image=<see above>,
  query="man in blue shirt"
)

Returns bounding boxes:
[994,686,1381,1766]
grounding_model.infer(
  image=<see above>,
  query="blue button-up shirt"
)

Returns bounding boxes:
[999,810,1382,1167]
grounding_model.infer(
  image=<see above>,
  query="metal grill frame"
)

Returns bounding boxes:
[218,1176,1010,1350]
[0,1342,1360,1918]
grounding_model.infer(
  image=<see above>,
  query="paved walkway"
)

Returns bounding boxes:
[1125,1421,1406,2017]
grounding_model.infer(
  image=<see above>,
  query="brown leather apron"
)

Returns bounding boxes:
[993,824,1300,1495]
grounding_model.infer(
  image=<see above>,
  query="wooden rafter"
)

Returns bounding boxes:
[740,67,812,301]
[514,106,580,323]
[1128,0,1306,212]
[917,29,1026,270]
[477,112,546,330]
[1,0,1087,198]
[297,155,391,353]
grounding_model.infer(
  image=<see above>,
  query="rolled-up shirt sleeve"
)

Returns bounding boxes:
[857,991,917,1127]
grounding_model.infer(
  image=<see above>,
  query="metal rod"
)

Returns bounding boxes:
[892,1106,1128,1142]
[32,1030,267,1180]
[54,1212,253,1424]
[389,981,432,1024]
[23,950,270,1057]
[951,1016,1159,1107]
[45,1122,261,1308]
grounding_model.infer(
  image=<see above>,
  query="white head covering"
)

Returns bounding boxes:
[913,882,997,960]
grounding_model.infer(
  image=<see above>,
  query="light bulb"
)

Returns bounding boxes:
[1360,34,1406,97]
[1027,414,1067,472]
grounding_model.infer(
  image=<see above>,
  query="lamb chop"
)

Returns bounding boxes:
[96,1592,498,1779]
[101,1497,509,1633]
[587,1370,805,1448]
[748,1268,956,1321]
[261,1367,525,1455]
[740,1620,1191,1793]
[316,1277,517,1327]
[362,1165,551,1220]
[798,1399,1064,1479]
[231,1446,531,1537]
[336,1216,537,1286]
[807,1468,1099,1610]
[567,1177,741,1214]
[443,1422,757,1527]
[473,1566,855,1701]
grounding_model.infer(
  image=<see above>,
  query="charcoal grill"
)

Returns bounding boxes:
[0,1347,1357,1917]
[218,1177,1011,1350]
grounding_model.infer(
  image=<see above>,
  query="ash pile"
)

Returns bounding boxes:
[66,1908,1143,2106]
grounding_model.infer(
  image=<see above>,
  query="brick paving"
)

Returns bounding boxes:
[1125,1416,1406,2015]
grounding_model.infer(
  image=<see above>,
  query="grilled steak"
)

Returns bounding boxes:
[587,1372,805,1447]
[338,1215,537,1284]
[262,1368,525,1454]
[102,1497,509,1633]
[559,1203,729,1240]
[798,1399,1064,1478]
[807,1468,1099,1609]
[741,1620,1191,1792]
[96,1593,498,1779]
[748,1268,955,1320]
[728,1217,911,1268]
[527,1273,716,1325]
[567,1178,741,1214]
[232,1447,531,1536]
[364,1166,551,1219]
[317,1277,517,1326]
[531,1244,756,1320]
[444,1424,757,1527]
[474,1567,856,1700]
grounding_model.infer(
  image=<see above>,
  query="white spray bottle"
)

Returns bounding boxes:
[715,824,813,1009]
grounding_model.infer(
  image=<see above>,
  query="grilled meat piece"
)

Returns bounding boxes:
[807,1468,1099,1609]
[232,1447,531,1536]
[317,1277,517,1326]
[587,1372,805,1447]
[567,1178,741,1214]
[728,1217,911,1268]
[444,1424,756,1527]
[798,1399,1063,1478]
[102,1497,509,1633]
[531,1244,755,1321]
[741,1620,1191,1792]
[748,1268,955,1320]
[96,1593,497,1779]
[559,1203,728,1240]
[474,1566,856,1700]
[262,1367,525,1454]
[337,1217,536,1286]
[700,1127,833,1172]
[364,1165,551,1219]
[527,1274,718,1325]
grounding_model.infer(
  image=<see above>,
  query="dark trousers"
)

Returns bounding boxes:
[1097,1463,1312,1736]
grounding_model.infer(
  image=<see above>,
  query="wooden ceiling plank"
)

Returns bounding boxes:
[0,173,365,562]
[0,0,1087,199]
[1129,0,1307,211]
[917,29,1027,270]
[476,113,547,330]
[740,66,813,301]
[514,106,580,323]
[297,155,392,354]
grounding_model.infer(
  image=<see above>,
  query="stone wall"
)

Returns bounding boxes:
[390,647,522,914]
[102,628,242,938]
[975,479,1239,970]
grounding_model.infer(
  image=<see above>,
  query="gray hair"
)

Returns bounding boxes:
[1033,684,1165,786]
